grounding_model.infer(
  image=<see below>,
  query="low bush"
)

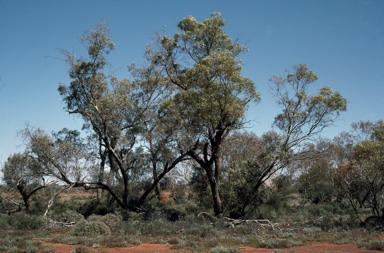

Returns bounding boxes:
[264,239,302,249]
[0,213,10,229]
[87,213,121,229]
[363,239,384,251]
[69,219,111,236]
[162,205,188,221]
[6,212,47,230]
[52,209,84,224]
[0,234,40,253]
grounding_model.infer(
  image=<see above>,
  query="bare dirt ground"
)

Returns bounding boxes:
[41,242,384,253]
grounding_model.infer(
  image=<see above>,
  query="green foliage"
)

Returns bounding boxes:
[0,234,40,253]
[264,238,302,249]
[87,213,121,228]
[188,168,213,210]
[1,153,41,187]
[6,212,48,230]
[219,131,294,218]
[295,140,337,204]
[148,12,260,216]
[0,213,10,229]
[159,203,199,222]
[334,120,384,226]
[0,17,370,253]
[363,239,384,250]
[69,219,111,236]
[0,203,379,252]
[272,64,347,141]
[40,244,57,253]
[170,183,189,204]
[53,209,85,224]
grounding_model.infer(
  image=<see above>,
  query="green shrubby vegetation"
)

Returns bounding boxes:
[0,232,40,253]
[69,219,111,236]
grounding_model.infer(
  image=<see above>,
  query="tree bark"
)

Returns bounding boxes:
[209,177,223,216]
[205,165,223,216]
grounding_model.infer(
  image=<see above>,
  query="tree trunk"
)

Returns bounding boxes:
[209,178,223,216]
[17,180,30,211]
[205,165,223,216]
[152,159,162,200]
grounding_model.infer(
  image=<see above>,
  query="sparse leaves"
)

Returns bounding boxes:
[271,64,347,149]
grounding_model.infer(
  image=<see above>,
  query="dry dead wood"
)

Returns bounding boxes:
[197,212,278,230]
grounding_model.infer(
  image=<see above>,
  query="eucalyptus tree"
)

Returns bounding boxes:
[271,64,347,150]
[334,120,384,226]
[57,23,149,209]
[295,139,338,204]
[254,64,346,205]
[21,127,96,186]
[128,63,191,205]
[218,64,347,217]
[57,23,191,211]
[261,64,346,178]
[146,13,260,215]
[1,127,93,212]
[1,152,52,212]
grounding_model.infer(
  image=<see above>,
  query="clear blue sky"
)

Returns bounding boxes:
[0,0,383,165]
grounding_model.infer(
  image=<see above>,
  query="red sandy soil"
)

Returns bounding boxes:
[41,242,384,253]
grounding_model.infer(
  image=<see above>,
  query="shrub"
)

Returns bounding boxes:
[7,212,47,230]
[0,234,40,253]
[41,244,57,253]
[69,219,111,236]
[364,239,384,251]
[87,213,121,229]
[53,209,84,224]
[0,213,10,229]
[139,219,176,235]
[25,239,39,253]
[265,239,299,249]
[162,205,187,221]
[58,235,80,245]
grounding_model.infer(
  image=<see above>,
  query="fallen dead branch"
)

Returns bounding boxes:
[197,212,278,230]
[224,217,278,230]
[0,197,22,214]
[46,219,76,228]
